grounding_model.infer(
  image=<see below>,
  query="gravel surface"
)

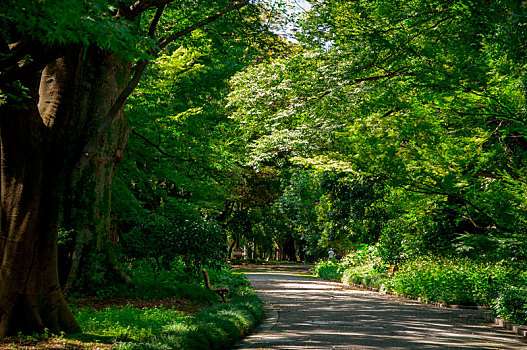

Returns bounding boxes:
[234,266,527,350]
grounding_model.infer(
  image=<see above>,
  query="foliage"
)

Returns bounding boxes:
[113,294,262,350]
[0,0,140,56]
[112,0,292,271]
[389,256,526,306]
[226,0,527,264]
[314,246,390,288]
[313,260,342,280]
[339,246,389,290]
[492,286,527,326]
[119,206,226,273]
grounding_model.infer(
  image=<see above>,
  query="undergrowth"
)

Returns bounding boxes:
[67,260,263,349]
[115,295,263,350]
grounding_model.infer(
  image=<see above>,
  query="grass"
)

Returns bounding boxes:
[1,262,263,349]
[75,305,189,342]
[115,295,263,350]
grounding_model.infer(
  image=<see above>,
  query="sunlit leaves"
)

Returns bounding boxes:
[227,0,527,259]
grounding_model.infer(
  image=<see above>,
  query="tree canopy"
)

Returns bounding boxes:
[227,0,527,260]
[1,0,527,339]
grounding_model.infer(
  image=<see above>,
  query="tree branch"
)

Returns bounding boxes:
[117,0,174,19]
[469,90,524,124]
[148,5,166,38]
[131,128,178,159]
[80,0,250,158]
[157,0,250,51]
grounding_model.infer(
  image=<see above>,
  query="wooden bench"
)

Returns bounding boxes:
[201,268,229,302]
[388,264,398,276]
[232,248,243,260]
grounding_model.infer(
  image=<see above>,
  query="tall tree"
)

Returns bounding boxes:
[0,0,250,337]
[228,0,527,260]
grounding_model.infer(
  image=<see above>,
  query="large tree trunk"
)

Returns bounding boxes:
[0,45,130,336]
[0,55,81,337]
[58,47,131,293]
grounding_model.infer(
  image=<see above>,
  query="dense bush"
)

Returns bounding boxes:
[314,246,388,282]
[339,246,389,289]
[389,257,526,306]
[492,286,527,325]
[313,259,343,280]
[121,209,226,274]
[342,264,388,290]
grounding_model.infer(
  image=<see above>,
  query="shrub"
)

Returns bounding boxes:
[492,286,527,325]
[120,197,227,275]
[313,260,343,280]
[342,263,388,290]
[390,256,527,308]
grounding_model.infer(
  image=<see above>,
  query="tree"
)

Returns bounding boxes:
[0,0,251,337]
[228,0,527,261]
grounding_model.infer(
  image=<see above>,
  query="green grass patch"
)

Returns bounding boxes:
[65,265,264,349]
[75,305,189,342]
[115,295,263,350]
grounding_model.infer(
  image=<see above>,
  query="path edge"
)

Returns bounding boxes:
[340,281,527,339]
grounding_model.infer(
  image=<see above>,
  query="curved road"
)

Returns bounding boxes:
[234,266,527,350]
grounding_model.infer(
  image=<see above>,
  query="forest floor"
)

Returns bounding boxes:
[234,265,527,349]
[0,297,206,349]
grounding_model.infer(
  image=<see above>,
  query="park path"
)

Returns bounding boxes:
[234,265,527,350]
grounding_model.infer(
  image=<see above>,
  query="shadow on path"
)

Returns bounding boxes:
[234,267,527,350]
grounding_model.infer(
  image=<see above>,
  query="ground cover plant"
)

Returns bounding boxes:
[116,295,262,350]
[0,261,262,349]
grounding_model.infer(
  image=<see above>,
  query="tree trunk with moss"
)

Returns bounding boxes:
[58,47,131,293]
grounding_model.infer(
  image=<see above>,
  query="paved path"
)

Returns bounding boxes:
[234,266,527,350]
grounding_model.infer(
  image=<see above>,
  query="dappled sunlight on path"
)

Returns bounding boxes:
[234,268,527,349]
